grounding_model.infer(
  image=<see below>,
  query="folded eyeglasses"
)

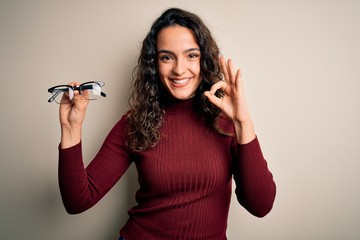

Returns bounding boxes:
[48,81,107,104]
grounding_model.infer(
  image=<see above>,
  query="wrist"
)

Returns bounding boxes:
[60,125,82,149]
[233,120,256,144]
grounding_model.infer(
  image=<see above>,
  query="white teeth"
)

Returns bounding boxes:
[172,78,189,84]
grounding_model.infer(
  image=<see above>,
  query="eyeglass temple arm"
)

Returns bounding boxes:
[48,89,67,102]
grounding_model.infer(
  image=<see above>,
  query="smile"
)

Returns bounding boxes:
[170,78,191,85]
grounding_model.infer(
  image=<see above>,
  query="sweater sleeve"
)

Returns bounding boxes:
[58,115,133,214]
[231,136,276,217]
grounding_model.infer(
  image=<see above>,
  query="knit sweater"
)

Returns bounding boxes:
[58,98,276,240]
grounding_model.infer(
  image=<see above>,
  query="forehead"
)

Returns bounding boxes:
[156,25,199,50]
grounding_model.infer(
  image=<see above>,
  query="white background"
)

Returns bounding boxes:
[1,0,359,239]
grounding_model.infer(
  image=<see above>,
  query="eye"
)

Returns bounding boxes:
[188,52,200,60]
[159,55,174,62]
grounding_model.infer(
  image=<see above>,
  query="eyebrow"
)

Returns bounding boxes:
[157,48,201,55]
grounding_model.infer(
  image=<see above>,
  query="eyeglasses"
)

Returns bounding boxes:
[48,81,107,104]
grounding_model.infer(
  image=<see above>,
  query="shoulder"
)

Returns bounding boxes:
[103,112,132,152]
[104,112,131,141]
[113,111,131,131]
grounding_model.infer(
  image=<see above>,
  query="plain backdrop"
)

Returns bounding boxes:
[1,0,359,239]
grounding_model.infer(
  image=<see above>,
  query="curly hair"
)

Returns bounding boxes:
[126,8,224,151]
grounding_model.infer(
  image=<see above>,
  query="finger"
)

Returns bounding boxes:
[68,82,80,88]
[69,82,83,100]
[235,69,243,89]
[57,82,77,104]
[208,81,227,95]
[204,91,223,109]
[227,59,236,84]
[220,56,230,83]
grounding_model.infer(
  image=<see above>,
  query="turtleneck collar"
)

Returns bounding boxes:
[163,95,200,114]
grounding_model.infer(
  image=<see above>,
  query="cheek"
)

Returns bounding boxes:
[190,61,201,75]
[157,63,170,89]
[157,62,169,79]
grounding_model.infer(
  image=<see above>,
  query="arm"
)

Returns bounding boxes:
[58,116,133,214]
[57,82,132,213]
[205,57,276,216]
[231,137,276,217]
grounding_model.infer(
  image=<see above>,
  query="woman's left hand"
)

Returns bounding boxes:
[204,56,255,143]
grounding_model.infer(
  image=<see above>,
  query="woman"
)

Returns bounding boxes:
[58,8,276,239]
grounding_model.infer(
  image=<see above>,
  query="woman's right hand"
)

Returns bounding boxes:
[59,82,89,149]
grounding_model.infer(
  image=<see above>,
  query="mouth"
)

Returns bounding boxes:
[170,77,191,86]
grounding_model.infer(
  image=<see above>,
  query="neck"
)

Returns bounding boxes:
[163,95,200,114]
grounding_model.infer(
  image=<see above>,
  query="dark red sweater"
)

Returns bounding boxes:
[58,98,276,239]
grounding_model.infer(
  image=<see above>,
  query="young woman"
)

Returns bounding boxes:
[57,8,276,240]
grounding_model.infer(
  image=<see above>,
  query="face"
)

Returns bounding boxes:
[156,25,201,100]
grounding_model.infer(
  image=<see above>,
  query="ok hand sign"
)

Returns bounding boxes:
[204,56,255,143]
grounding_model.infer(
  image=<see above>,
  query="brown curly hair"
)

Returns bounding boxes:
[126,8,224,151]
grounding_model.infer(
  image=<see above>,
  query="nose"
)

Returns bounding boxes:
[172,58,186,75]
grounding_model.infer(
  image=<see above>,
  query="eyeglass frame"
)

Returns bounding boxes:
[48,81,107,103]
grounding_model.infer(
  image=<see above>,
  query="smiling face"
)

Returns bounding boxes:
[156,25,201,100]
